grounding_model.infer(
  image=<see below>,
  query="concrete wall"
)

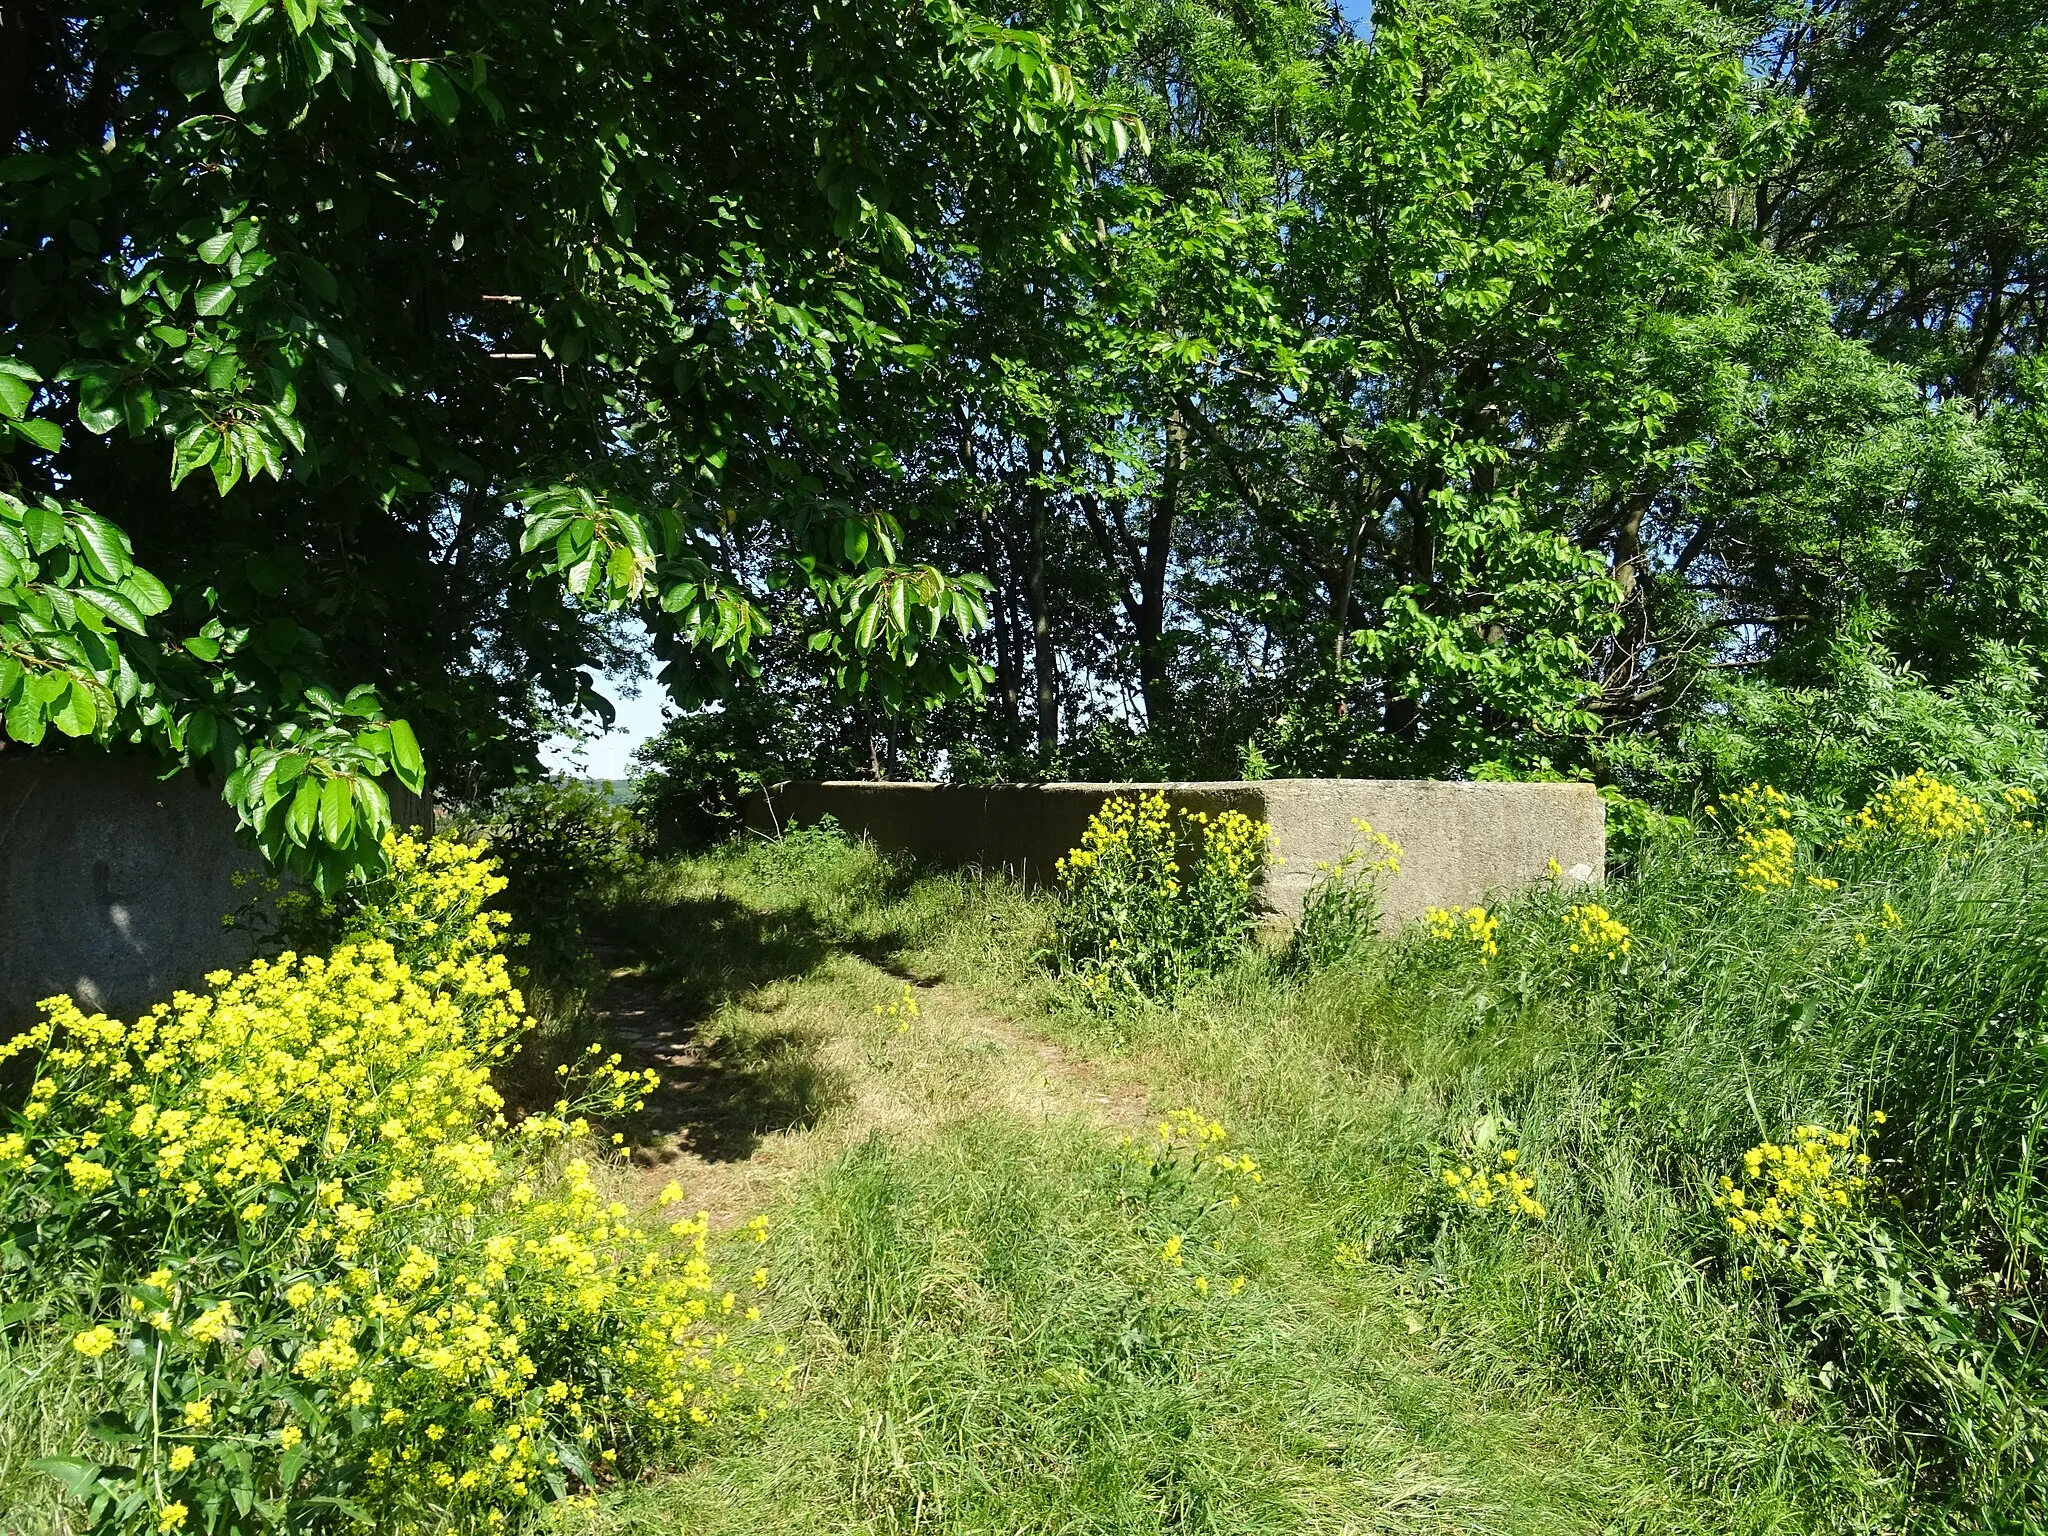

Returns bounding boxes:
[745,779,1604,924]
[1,751,427,1030]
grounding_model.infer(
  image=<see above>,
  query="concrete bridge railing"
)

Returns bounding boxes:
[744,778,1605,925]
[1,751,428,1030]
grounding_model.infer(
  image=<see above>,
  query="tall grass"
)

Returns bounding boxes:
[1078,814,2048,1530]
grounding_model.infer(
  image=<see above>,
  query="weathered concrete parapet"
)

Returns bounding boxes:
[1,751,428,1030]
[745,778,1604,924]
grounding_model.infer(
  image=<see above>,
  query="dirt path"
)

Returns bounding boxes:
[594,951,1152,1227]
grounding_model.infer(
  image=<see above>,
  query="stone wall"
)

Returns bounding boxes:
[745,778,1604,924]
[0,751,426,1029]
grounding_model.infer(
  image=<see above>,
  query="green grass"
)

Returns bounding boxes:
[552,818,2048,1535]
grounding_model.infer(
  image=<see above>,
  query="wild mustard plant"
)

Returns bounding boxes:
[1422,905,1500,962]
[1,832,779,1535]
[1121,1109,1256,1309]
[1561,903,1630,960]
[1051,793,1272,1002]
[1711,783,1799,891]
[1438,1146,1545,1222]
[1846,772,1987,847]
[1288,819,1402,971]
[875,984,920,1034]
[1712,1117,1880,1274]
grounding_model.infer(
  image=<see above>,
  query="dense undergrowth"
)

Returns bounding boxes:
[9,769,2048,1534]
[0,834,774,1535]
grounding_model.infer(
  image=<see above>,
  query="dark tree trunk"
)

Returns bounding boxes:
[0,1,38,151]
[1025,438,1058,762]
[1134,408,1185,730]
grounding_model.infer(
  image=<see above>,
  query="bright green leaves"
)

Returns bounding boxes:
[0,492,173,748]
[0,357,38,419]
[518,485,664,609]
[0,356,61,453]
[224,685,421,895]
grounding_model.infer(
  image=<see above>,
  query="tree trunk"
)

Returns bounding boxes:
[1025,438,1058,762]
[1134,408,1184,729]
[0,1,38,152]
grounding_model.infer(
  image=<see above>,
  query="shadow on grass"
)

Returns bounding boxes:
[587,880,915,1166]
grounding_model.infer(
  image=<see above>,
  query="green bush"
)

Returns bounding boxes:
[1049,792,1271,1003]
[457,777,646,1004]
[0,834,772,1535]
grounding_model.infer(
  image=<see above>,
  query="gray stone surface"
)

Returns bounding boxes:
[745,778,1604,925]
[1,751,427,1029]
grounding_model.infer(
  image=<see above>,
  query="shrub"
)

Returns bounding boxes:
[1285,819,1402,973]
[1049,793,1272,1003]
[0,833,771,1535]
[454,777,647,1020]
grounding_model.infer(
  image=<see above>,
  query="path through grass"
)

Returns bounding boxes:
[560,833,1770,1536]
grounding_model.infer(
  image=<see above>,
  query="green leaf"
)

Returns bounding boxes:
[32,1459,102,1500]
[76,392,121,435]
[286,776,322,846]
[197,231,236,263]
[13,417,61,453]
[193,280,236,317]
[74,587,149,635]
[182,633,223,662]
[409,61,461,126]
[0,359,37,419]
[387,718,425,794]
[353,776,393,843]
[170,424,220,488]
[71,513,131,582]
[23,502,63,554]
[50,680,98,738]
[4,691,45,746]
[319,774,354,846]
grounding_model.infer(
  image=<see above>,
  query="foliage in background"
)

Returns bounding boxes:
[1049,791,1271,1003]
[0,832,775,1534]
[456,777,646,1010]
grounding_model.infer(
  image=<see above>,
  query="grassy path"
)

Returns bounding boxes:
[562,839,1750,1536]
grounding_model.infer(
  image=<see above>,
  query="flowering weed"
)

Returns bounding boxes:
[1051,793,1272,1003]
[0,833,777,1535]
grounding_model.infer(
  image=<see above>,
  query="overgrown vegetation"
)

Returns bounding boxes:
[1049,791,1272,1003]
[531,774,2046,1534]
[0,835,773,1534]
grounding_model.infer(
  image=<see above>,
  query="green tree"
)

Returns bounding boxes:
[2,0,1125,886]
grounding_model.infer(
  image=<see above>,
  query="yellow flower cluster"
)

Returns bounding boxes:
[1188,807,1273,885]
[1845,772,1987,846]
[2,832,781,1530]
[2001,784,2038,833]
[875,984,921,1035]
[1708,783,1799,891]
[1441,1146,1545,1221]
[1056,791,1179,886]
[1562,903,1630,959]
[1712,1114,1882,1272]
[1052,793,1273,1001]
[1424,905,1500,961]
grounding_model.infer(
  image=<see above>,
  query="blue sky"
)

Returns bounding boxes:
[539,663,671,781]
